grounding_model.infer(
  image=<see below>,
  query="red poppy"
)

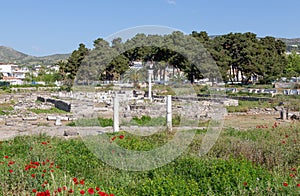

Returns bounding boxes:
[88,188,94,194]
[109,194,114,196]
[32,189,37,193]
[119,135,124,139]
[31,174,36,178]
[243,182,248,186]
[281,140,286,144]
[43,169,47,173]
[50,169,54,173]
[290,173,295,178]
[297,183,300,187]
[111,136,117,141]
[290,167,297,171]
[283,182,288,187]
[4,155,9,159]
[80,179,85,185]
[8,161,15,165]
[285,134,288,138]
[80,190,85,195]
[98,192,106,196]
[68,189,74,193]
[9,169,13,173]
[57,187,62,192]
[73,178,78,182]
[96,187,100,191]
[45,190,50,196]
[63,186,67,190]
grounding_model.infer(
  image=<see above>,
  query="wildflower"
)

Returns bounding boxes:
[68,189,74,193]
[243,182,248,186]
[281,140,286,144]
[4,155,9,159]
[283,182,288,187]
[80,190,85,195]
[8,160,15,165]
[80,179,85,185]
[98,192,106,196]
[290,167,296,171]
[96,187,100,191]
[289,173,295,178]
[57,187,62,192]
[31,174,36,178]
[119,135,124,139]
[32,189,37,193]
[9,169,13,173]
[88,188,94,194]
[297,183,300,187]
[73,178,78,183]
[111,136,117,141]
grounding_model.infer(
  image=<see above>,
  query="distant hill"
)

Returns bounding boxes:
[0,46,70,65]
[277,38,300,53]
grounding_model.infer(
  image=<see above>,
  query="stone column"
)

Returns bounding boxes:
[280,109,286,120]
[148,69,153,102]
[55,117,62,126]
[166,95,172,131]
[113,94,120,132]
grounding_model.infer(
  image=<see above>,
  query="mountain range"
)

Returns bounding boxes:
[1,37,300,66]
[0,46,70,66]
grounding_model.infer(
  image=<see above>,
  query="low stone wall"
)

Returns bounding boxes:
[37,96,71,112]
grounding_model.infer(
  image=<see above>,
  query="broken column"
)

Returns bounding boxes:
[55,117,62,126]
[113,94,119,132]
[280,109,287,120]
[166,95,172,131]
[148,69,153,102]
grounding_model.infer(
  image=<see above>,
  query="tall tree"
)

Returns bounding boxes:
[259,37,287,83]
[285,51,300,77]
[60,43,89,86]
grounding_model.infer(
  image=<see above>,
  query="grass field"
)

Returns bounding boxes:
[0,120,299,195]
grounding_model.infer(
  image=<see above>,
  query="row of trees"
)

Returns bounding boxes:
[58,31,299,86]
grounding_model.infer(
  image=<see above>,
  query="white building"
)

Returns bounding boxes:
[0,63,29,85]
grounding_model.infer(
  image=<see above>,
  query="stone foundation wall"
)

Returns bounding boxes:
[37,96,71,112]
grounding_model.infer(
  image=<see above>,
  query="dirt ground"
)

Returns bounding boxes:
[224,114,290,130]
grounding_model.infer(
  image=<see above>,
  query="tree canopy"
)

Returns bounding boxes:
[58,31,290,87]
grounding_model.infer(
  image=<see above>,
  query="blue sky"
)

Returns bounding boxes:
[0,0,299,56]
